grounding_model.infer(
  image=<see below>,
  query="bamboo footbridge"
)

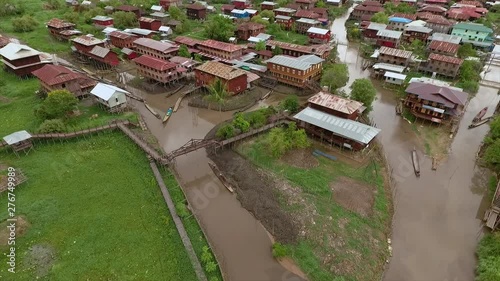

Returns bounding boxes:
[1,118,290,165]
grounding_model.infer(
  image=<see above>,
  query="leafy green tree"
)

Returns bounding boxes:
[259,9,275,22]
[321,64,349,91]
[476,232,500,281]
[168,6,186,21]
[350,78,376,113]
[267,127,290,157]
[232,113,250,133]
[316,0,326,8]
[251,15,270,26]
[0,0,24,16]
[37,119,65,133]
[204,15,235,42]
[84,7,105,24]
[204,78,229,111]
[272,243,288,258]
[488,116,500,140]
[205,261,217,273]
[45,0,62,9]
[483,138,500,171]
[63,11,80,24]
[216,124,236,139]
[456,60,481,93]
[457,43,477,58]
[286,122,309,148]
[254,40,266,51]
[371,12,389,24]
[35,90,78,120]
[280,95,300,113]
[194,53,203,62]
[272,45,283,56]
[246,110,267,128]
[384,2,416,14]
[178,44,191,58]
[112,11,138,29]
[12,15,38,32]
[408,39,426,59]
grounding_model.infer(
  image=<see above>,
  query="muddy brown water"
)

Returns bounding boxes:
[133,89,302,281]
[332,7,500,281]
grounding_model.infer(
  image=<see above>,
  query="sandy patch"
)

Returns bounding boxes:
[0,216,30,246]
[330,177,376,217]
[25,244,56,278]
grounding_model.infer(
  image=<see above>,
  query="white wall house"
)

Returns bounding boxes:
[90,83,128,111]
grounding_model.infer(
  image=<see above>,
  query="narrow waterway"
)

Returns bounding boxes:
[331,8,499,281]
[134,91,301,281]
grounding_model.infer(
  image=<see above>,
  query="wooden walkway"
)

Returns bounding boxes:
[31,120,129,140]
[116,123,163,161]
[219,119,288,146]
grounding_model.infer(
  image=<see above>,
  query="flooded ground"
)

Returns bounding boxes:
[331,8,500,281]
[132,87,301,281]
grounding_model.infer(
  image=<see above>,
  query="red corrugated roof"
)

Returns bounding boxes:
[238,22,266,31]
[139,17,160,23]
[429,53,463,65]
[109,30,136,40]
[199,39,243,52]
[354,5,384,12]
[295,10,320,19]
[425,14,452,25]
[429,40,459,53]
[47,18,75,29]
[186,3,206,10]
[391,13,417,21]
[32,64,85,85]
[174,36,203,47]
[222,4,235,10]
[133,55,177,71]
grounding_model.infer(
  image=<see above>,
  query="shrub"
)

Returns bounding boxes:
[12,15,38,32]
[175,202,189,218]
[216,124,235,139]
[201,246,214,263]
[37,119,66,133]
[232,113,250,133]
[266,123,310,157]
[34,90,78,120]
[246,111,267,128]
[280,95,300,113]
[476,232,500,281]
[209,277,220,281]
[205,261,217,273]
[272,242,287,258]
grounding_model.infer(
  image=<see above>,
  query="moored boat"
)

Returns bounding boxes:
[473,107,488,123]
[208,161,235,193]
[162,107,173,123]
[412,148,420,177]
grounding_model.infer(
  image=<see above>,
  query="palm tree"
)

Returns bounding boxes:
[204,78,229,111]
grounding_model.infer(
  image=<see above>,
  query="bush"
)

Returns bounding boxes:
[476,232,500,281]
[216,124,235,139]
[266,122,310,157]
[232,113,250,133]
[112,11,137,29]
[205,261,217,273]
[34,90,78,120]
[246,110,267,128]
[12,15,38,32]
[201,246,214,263]
[280,95,300,113]
[175,202,189,218]
[272,242,287,258]
[37,119,66,133]
[45,0,63,9]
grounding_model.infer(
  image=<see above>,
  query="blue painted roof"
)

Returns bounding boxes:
[389,17,412,24]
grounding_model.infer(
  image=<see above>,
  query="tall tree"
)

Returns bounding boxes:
[178,44,191,58]
[112,11,138,29]
[321,64,349,91]
[204,15,235,42]
[254,41,266,51]
[408,39,425,59]
[204,78,229,111]
[457,43,477,58]
[168,6,186,21]
[259,10,275,22]
[350,78,376,113]
[371,12,389,24]
[272,46,283,56]
[34,90,78,120]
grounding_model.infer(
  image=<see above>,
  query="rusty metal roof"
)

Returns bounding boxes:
[47,18,75,29]
[174,36,203,47]
[186,3,206,10]
[308,91,364,115]
[139,17,160,23]
[428,53,463,65]
[295,10,320,19]
[109,30,136,39]
[72,35,104,46]
[238,22,266,31]
[32,64,86,85]
[133,55,177,71]
[134,38,178,53]
[406,82,468,107]
[198,40,243,52]
[196,61,246,80]
[89,46,111,58]
[428,40,459,54]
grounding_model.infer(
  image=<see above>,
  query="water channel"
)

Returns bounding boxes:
[134,7,499,281]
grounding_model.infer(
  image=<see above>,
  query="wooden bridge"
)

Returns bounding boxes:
[2,118,290,165]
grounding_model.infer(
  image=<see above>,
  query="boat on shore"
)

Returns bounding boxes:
[162,107,173,123]
[208,161,235,193]
[412,148,420,177]
[145,103,161,119]
[473,107,488,123]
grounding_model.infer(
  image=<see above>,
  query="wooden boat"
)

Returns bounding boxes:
[469,116,493,129]
[208,161,235,193]
[473,107,488,123]
[412,148,420,177]
[145,103,161,119]
[162,107,173,123]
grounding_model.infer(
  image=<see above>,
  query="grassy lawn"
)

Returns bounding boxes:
[267,29,308,45]
[237,137,391,281]
[0,69,137,137]
[0,133,198,280]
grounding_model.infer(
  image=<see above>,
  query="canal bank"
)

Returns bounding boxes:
[132,89,302,281]
[331,7,499,281]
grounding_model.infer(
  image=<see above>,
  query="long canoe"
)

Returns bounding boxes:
[473,107,488,123]
[412,148,420,177]
[162,107,173,123]
[208,161,235,193]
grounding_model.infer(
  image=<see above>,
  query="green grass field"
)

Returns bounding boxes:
[238,137,391,281]
[0,69,137,137]
[0,133,198,280]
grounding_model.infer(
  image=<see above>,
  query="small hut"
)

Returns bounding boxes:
[3,131,33,157]
[90,83,129,112]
